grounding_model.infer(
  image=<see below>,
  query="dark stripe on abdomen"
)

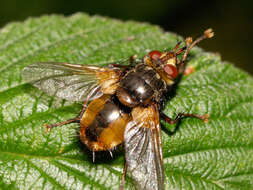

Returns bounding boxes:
[85,100,122,142]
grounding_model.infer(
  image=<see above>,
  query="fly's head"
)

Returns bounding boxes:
[144,28,214,86]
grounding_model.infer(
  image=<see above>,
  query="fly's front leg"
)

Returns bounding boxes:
[109,55,141,69]
[108,64,131,69]
[129,55,142,66]
[161,112,209,124]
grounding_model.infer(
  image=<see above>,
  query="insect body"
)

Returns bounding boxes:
[117,63,167,107]
[80,94,131,152]
[22,29,214,190]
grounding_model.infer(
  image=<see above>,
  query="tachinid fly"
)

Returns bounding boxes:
[22,29,214,190]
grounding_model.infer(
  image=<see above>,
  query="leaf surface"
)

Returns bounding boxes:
[0,13,253,190]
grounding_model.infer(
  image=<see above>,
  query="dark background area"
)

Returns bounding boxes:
[0,0,252,74]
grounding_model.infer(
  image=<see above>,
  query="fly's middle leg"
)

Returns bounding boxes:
[161,112,209,124]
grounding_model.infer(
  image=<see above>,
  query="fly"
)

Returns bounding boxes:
[22,29,214,190]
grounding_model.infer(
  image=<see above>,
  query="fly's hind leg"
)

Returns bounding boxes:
[78,85,101,118]
[44,118,80,133]
[44,87,97,133]
[161,112,209,125]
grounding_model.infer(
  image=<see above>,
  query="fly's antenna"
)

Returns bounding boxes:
[182,28,214,63]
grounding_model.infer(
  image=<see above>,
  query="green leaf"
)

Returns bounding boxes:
[0,13,253,190]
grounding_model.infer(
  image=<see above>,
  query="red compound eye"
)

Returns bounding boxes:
[148,50,162,60]
[164,64,178,79]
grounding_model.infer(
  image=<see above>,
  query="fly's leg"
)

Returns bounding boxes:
[44,118,80,133]
[161,113,209,124]
[129,55,142,66]
[108,64,131,69]
[78,85,101,118]
[120,160,127,190]
[44,87,97,133]
[109,55,141,69]
[108,57,133,69]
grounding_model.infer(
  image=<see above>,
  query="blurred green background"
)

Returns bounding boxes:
[0,0,252,74]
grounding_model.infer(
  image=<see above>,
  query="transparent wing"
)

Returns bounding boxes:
[22,62,121,101]
[124,105,164,190]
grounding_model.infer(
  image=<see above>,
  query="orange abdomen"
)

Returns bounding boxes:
[80,95,131,151]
